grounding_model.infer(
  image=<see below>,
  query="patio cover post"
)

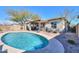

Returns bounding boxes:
[38,22,41,31]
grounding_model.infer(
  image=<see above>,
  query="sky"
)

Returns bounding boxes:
[0,6,79,26]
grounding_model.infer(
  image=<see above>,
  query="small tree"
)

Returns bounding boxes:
[7,9,40,30]
[62,8,78,32]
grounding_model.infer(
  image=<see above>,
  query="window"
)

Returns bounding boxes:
[51,22,57,28]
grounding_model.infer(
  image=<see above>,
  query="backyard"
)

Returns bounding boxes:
[0,6,79,53]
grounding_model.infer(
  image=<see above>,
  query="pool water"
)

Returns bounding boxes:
[1,32,48,51]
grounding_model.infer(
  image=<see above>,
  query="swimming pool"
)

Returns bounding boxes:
[1,32,49,51]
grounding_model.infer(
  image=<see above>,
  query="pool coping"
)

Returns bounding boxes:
[0,31,26,53]
[0,31,60,53]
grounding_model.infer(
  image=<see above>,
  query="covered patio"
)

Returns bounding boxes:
[24,20,47,31]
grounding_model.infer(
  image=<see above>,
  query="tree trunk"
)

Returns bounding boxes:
[27,23,31,31]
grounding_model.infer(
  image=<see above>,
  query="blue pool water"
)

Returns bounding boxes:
[1,32,48,51]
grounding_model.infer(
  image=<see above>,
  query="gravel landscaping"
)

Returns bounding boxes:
[54,33,79,53]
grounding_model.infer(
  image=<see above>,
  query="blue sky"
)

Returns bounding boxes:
[0,6,79,25]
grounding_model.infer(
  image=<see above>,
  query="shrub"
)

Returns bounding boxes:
[0,28,2,31]
[67,39,76,45]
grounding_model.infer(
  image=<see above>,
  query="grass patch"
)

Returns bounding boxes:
[67,39,76,45]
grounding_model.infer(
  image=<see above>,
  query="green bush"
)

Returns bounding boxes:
[67,39,76,45]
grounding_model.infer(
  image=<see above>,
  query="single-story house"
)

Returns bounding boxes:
[25,17,68,32]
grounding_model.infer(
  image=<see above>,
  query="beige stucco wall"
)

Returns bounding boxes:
[0,25,22,31]
[10,25,22,31]
[48,19,65,32]
[57,20,65,32]
[76,24,79,37]
[0,25,11,31]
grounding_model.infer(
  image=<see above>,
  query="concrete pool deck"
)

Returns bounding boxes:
[0,31,61,53]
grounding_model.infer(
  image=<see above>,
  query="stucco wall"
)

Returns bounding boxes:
[76,25,79,37]
[10,25,22,31]
[0,25,22,31]
[57,20,65,32]
[48,20,65,32]
[0,25,11,31]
